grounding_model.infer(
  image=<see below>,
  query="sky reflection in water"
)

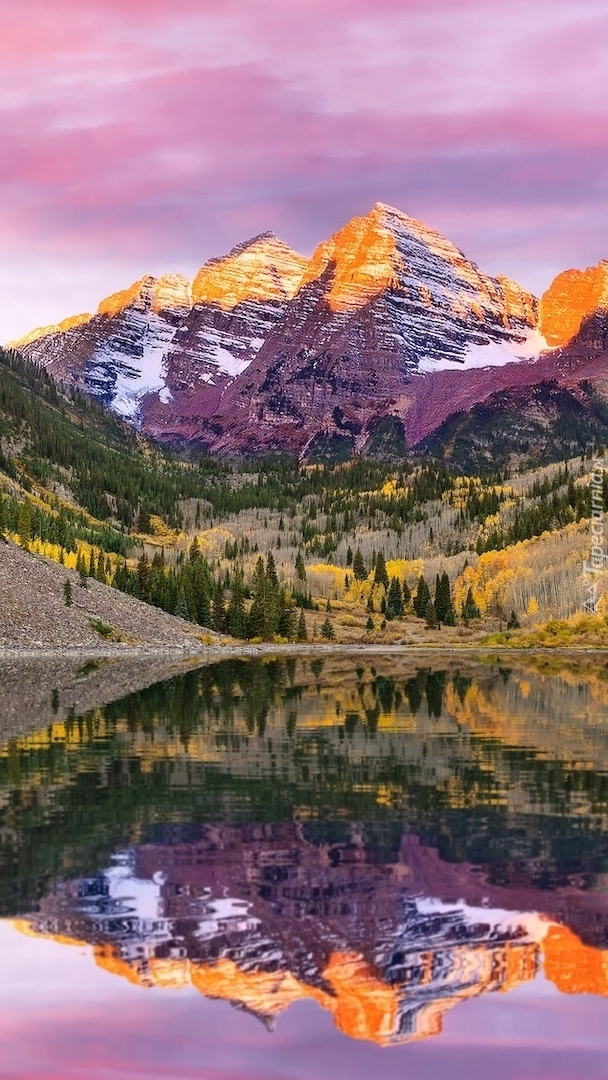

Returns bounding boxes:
[1,654,608,1078]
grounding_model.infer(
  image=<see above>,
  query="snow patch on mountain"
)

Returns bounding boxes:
[417,328,551,373]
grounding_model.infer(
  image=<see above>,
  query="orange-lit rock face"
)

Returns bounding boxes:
[298,204,538,326]
[542,925,608,996]
[539,262,608,347]
[300,207,401,312]
[192,234,308,310]
[9,311,92,349]
[97,273,191,319]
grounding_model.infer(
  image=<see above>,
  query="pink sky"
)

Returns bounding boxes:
[1,0,608,339]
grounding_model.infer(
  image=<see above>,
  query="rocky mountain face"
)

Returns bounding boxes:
[14,234,308,437]
[11,205,608,459]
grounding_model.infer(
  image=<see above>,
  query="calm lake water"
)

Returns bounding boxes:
[1,653,608,1079]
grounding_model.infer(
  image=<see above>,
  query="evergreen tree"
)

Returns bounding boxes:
[507,609,520,629]
[174,585,190,621]
[248,556,279,639]
[386,577,403,620]
[18,501,32,548]
[346,546,353,567]
[278,588,296,640]
[78,556,88,588]
[96,550,107,584]
[137,552,151,600]
[435,571,452,623]
[226,568,246,639]
[321,616,335,640]
[88,548,96,578]
[462,586,481,620]
[353,548,367,581]
[295,550,306,582]
[266,551,279,588]
[137,504,152,533]
[366,615,374,631]
[402,579,411,606]
[374,551,389,588]
[63,578,72,607]
[189,536,201,563]
[426,600,438,628]
[297,608,308,642]
[212,580,226,633]
[413,575,431,618]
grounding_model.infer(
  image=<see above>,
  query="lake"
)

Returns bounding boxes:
[1,652,608,1079]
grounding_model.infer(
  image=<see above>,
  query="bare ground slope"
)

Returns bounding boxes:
[0,540,213,650]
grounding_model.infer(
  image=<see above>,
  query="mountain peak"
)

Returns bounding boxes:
[299,207,403,312]
[539,261,608,347]
[96,273,191,319]
[9,311,92,350]
[298,203,526,318]
[192,235,308,309]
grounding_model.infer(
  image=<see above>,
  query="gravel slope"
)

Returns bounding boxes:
[0,540,214,649]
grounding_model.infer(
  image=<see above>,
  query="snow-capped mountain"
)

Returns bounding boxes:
[12,233,309,439]
[208,203,545,455]
[11,204,608,458]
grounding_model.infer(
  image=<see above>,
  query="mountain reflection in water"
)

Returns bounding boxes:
[1,654,608,1053]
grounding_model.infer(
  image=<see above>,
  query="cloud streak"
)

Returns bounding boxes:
[1,0,608,338]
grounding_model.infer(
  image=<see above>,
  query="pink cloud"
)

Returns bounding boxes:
[1,0,608,338]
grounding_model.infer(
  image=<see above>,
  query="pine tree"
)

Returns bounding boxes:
[507,609,520,629]
[226,568,246,639]
[297,608,308,642]
[137,504,152,533]
[189,535,201,563]
[413,575,431,618]
[18,501,32,548]
[174,585,190,621]
[248,556,279,639]
[321,616,335,640]
[346,545,353,567]
[374,551,389,588]
[137,552,151,600]
[462,586,481,620]
[386,577,403,620]
[78,553,88,588]
[278,588,296,640]
[88,548,96,578]
[96,550,107,584]
[212,580,226,633]
[295,550,306,582]
[266,551,279,589]
[353,548,366,581]
[435,571,452,623]
[426,600,438,628]
[366,615,374,631]
[63,578,72,607]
